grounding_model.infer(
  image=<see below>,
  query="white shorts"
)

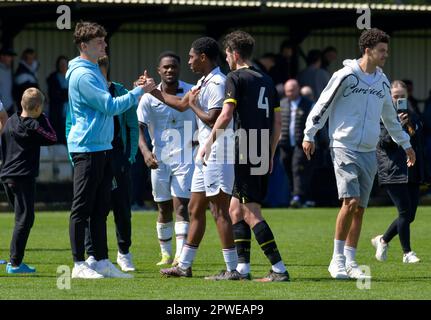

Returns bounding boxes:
[191,161,234,197]
[151,162,194,202]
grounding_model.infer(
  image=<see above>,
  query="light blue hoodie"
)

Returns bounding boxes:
[66,56,143,153]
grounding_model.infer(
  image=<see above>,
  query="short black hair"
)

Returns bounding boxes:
[323,46,337,55]
[158,51,181,65]
[261,52,276,60]
[306,49,322,65]
[223,30,255,60]
[280,39,295,52]
[21,48,36,60]
[191,37,220,61]
[358,28,390,55]
[55,55,68,71]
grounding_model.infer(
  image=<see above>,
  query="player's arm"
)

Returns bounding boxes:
[190,107,221,128]
[149,89,190,112]
[270,107,282,161]
[303,70,347,160]
[198,75,236,161]
[138,122,158,169]
[207,102,235,146]
[198,101,234,162]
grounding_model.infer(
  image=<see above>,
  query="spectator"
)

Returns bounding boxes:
[279,79,315,208]
[13,48,39,112]
[270,40,299,86]
[47,55,69,144]
[321,46,338,72]
[84,55,138,272]
[300,85,314,102]
[297,49,331,100]
[372,80,430,264]
[422,90,431,191]
[0,47,17,116]
[65,21,155,279]
[1,88,57,274]
[402,79,421,115]
[252,53,276,75]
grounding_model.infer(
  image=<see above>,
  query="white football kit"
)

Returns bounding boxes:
[191,67,234,196]
[137,81,196,202]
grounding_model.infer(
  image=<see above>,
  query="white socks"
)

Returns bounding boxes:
[333,239,346,257]
[179,244,198,270]
[157,222,173,257]
[344,246,357,264]
[237,263,250,275]
[333,240,357,264]
[222,247,238,272]
[272,261,287,273]
[175,221,189,258]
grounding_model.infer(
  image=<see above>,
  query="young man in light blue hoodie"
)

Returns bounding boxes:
[303,28,416,280]
[66,21,155,279]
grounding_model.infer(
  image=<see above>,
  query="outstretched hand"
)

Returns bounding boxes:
[138,70,156,93]
[188,88,200,108]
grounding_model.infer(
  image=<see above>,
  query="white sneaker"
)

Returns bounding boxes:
[328,254,349,279]
[85,255,97,269]
[403,251,420,263]
[72,262,104,279]
[95,259,134,278]
[117,252,136,272]
[346,261,371,279]
[371,235,388,262]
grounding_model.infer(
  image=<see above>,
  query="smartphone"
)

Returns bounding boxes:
[396,98,408,112]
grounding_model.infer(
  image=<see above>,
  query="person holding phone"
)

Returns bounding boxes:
[372,80,430,263]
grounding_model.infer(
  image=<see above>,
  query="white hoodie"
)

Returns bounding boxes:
[303,59,411,152]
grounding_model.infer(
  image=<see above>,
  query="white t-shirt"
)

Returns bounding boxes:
[137,80,196,164]
[0,99,4,112]
[194,67,233,162]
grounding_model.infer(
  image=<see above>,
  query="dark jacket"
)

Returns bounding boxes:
[13,61,39,110]
[47,71,68,144]
[377,110,430,185]
[280,96,313,147]
[0,113,57,179]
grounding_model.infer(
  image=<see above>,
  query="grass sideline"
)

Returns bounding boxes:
[0,207,431,300]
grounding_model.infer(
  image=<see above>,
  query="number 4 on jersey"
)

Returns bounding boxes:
[257,87,269,118]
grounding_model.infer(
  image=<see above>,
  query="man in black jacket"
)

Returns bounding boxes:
[279,79,315,208]
[0,88,57,273]
[13,49,39,112]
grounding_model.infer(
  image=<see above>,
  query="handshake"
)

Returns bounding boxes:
[133,70,157,93]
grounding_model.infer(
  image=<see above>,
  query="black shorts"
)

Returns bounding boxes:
[233,164,269,205]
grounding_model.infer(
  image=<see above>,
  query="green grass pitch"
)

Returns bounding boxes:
[1,207,430,300]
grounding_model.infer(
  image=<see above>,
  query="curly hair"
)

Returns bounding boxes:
[223,30,255,60]
[358,28,390,55]
[73,21,107,47]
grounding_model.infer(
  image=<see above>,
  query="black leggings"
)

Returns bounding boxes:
[382,183,420,253]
